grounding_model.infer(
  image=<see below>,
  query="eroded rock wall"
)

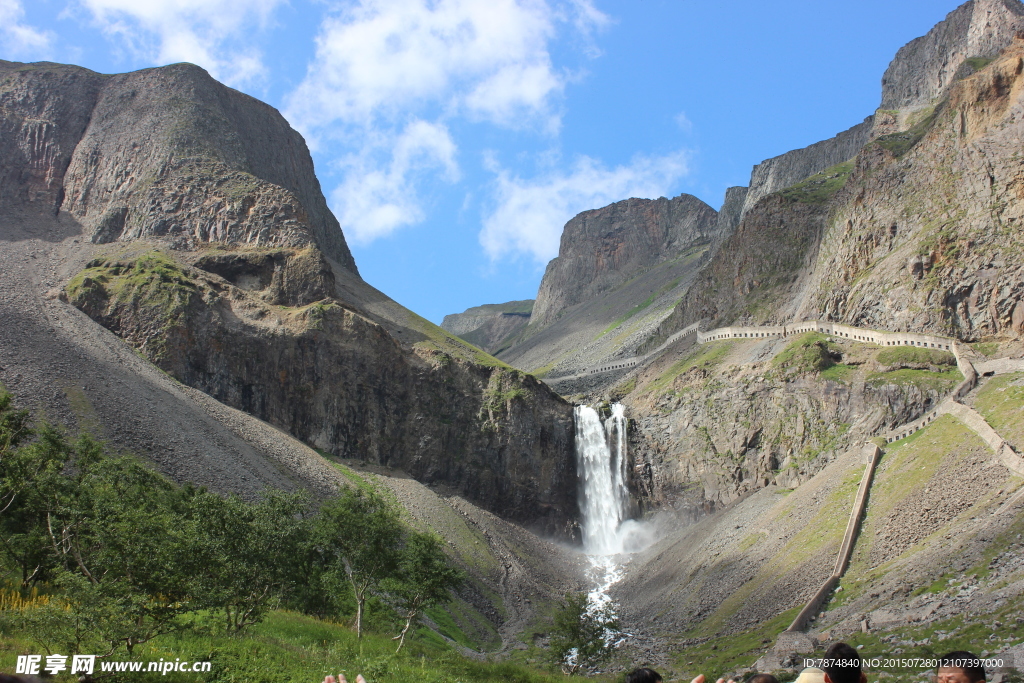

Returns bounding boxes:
[529,194,718,329]
[739,117,873,219]
[880,0,1024,111]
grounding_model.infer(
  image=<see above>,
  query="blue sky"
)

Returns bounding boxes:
[2,0,965,323]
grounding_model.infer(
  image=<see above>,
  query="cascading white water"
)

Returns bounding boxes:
[574,402,651,632]
[575,403,630,555]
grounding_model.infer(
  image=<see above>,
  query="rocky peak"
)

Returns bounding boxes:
[738,117,873,219]
[530,194,718,329]
[880,0,1024,111]
[441,300,533,354]
[0,60,358,274]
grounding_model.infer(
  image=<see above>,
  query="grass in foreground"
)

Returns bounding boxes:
[0,609,567,683]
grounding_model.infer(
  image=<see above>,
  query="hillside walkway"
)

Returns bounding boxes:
[610,320,1024,639]
[782,343,1024,637]
[580,319,956,378]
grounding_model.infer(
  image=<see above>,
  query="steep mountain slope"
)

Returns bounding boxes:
[591,3,1024,674]
[0,59,577,536]
[614,401,1024,679]
[653,0,1024,345]
[441,300,533,355]
[493,194,720,378]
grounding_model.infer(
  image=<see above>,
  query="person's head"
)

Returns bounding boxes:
[793,668,825,683]
[626,668,663,683]
[821,642,865,683]
[937,651,986,683]
[749,674,780,683]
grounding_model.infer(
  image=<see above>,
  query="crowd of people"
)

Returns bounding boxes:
[0,641,994,681]
[313,642,995,683]
[618,643,991,683]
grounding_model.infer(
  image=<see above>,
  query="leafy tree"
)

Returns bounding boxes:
[0,406,70,587]
[0,391,66,517]
[41,452,196,654]
[384,531,465,652]
[183,487,311,632]
[315,488,404,638]
[548,592,619,676]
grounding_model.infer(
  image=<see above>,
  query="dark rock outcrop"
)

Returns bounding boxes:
[530,194,718,329]
[739,117,873,219]
[0,62,103,215]
[664,185,841,333]
[1,59,578,535]
[880,0,1024,111]
[441,300,533,354]
[65,253,575,534]
[715,185,748,240]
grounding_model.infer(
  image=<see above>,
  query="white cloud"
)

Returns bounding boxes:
[675,111,693,133]
[77,0,283,85]
[0,0,53,57]
[285,0,609,247]
[286,0,608,134]
[332,120,459,244]
[480,151,691,262]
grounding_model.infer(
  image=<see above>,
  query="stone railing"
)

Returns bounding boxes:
[583,319,959,378]
[786,443,881,633]
[696,320,955,350]
[882,342,976,443]
[785,347,1023,634]
[585,323,701,376]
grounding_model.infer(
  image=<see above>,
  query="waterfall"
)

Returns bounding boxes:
[574,403,631,555]
[574,402,651,632]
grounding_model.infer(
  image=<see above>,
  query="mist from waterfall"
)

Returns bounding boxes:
[575,403,654,557]
[574,403,655,616]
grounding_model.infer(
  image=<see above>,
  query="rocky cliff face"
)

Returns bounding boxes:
[739,117,873,219]
[715,0,1024,304]
[766,43,1024,340]
[441,300,533,354]
[652,3,1024,345]
[880,0,1024,111]
[715,185,748,240]
[646,189,832,345]
[529,194,718,329]
[0,61,357,273]
[798,41,1024,340]
[0,60,577,535]
[65,251,575,534]
[624,337,957,513]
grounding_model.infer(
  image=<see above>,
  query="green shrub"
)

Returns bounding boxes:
[772,333,841,375]
[777,161,854,204]
[876,347,956,367]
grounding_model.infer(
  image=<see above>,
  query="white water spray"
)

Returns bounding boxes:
[575,403,629,555]
[574,403,654,615]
